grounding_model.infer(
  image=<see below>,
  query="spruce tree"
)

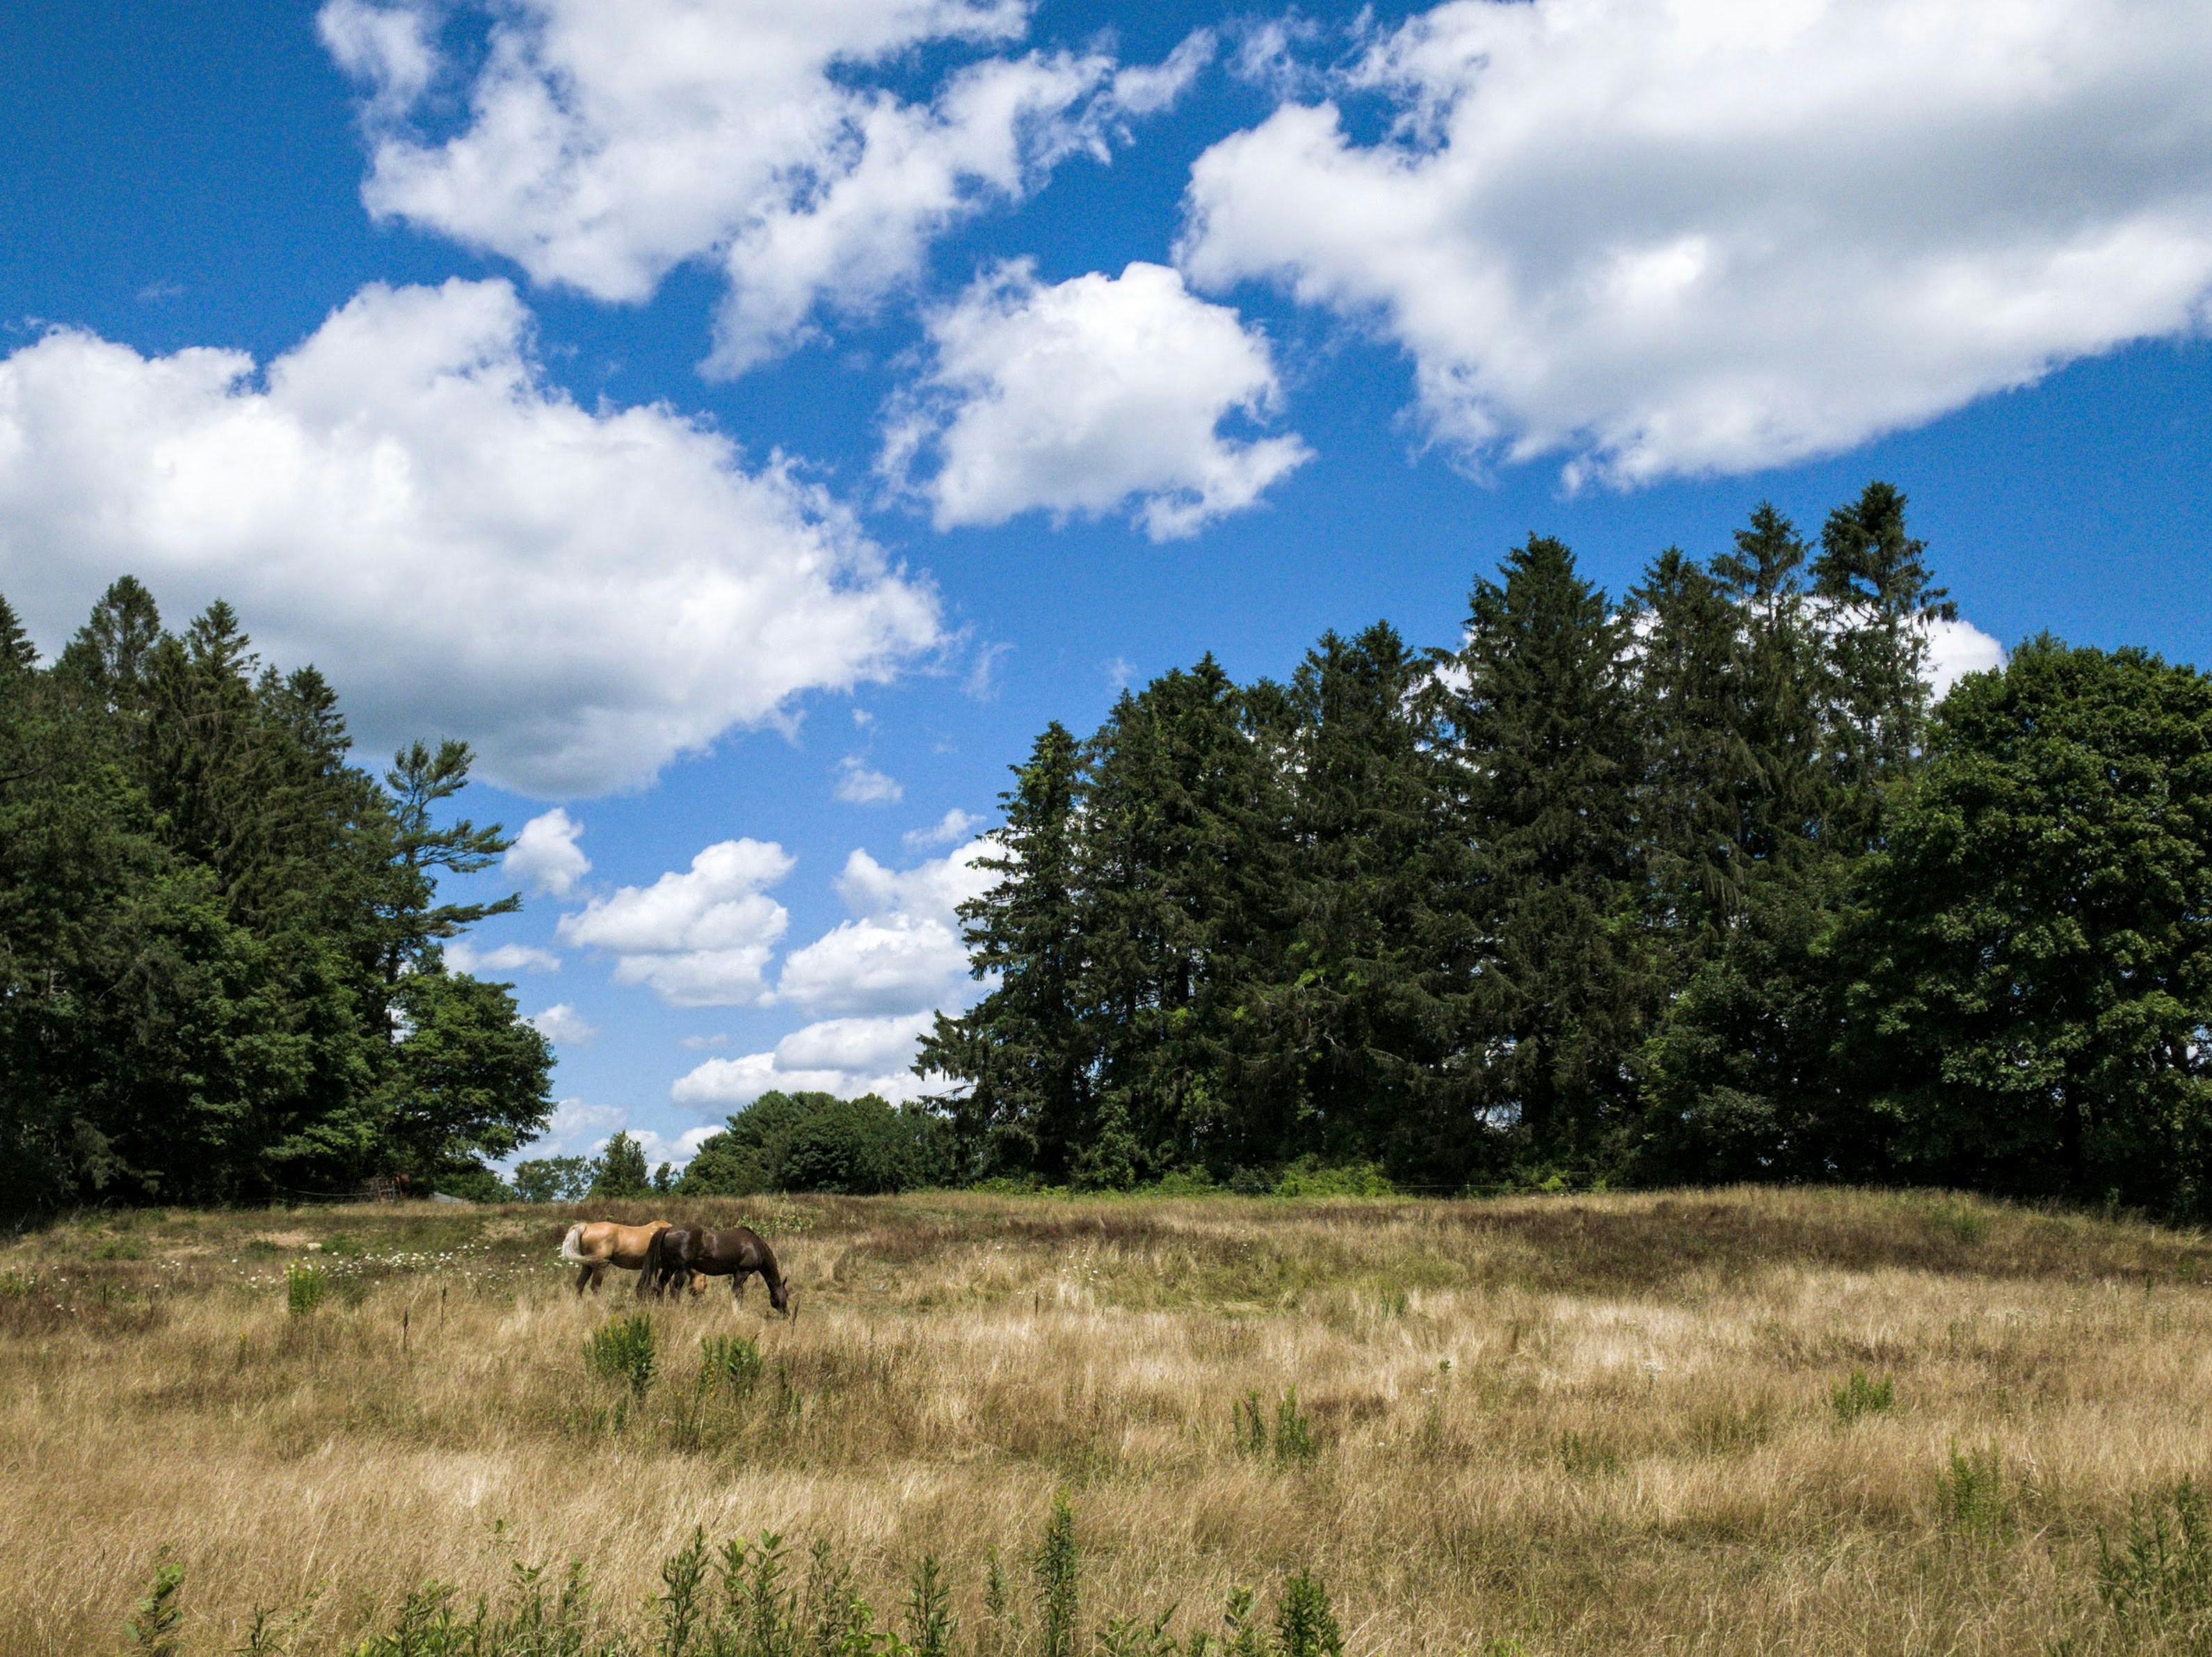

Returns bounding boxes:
[1244,624,1475,1176]
[1443,536,1649,1172]
[917,723,1090,1180]
[1072,657,1284,1184]
[1812,481,1956,844]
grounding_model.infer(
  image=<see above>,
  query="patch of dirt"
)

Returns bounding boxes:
[250,1231,316,1249]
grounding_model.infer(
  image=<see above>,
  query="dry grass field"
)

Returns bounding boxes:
[7,1187,2212,1656]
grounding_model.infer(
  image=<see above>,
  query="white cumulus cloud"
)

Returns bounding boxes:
[1178,0,2212,486]
[321,0,1210,374]
[0,280,940,794]
[904,808,981,850]
[506,808,591,897]
[447,940,561,975]
[556,838,795,1007]
[771,840,997,1014]
[886,261,1310,540]
[671,1010,944,1107]
[1928,616,2008,698]
[526,1002,599,1048]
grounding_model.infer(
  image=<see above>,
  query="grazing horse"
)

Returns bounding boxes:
[641,1225,790,1313]
[560,1219,672,1295]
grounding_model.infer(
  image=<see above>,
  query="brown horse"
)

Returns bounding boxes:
[641,1225,790,1313]
[560,1219,673,1294]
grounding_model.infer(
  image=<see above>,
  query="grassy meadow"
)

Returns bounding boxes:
[7,1187,2212,1655]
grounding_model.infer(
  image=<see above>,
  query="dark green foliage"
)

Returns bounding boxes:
[679,1091,951,1195]
[513,1155,593,1203]
[920,481,2212,1214]
[1034,1491,1079,1657]
[1848,638,2212,1212]
[0,579,550,1214]
[123,1559,184,1656]
[590,1131,652,1198]
[2100,1479,2212,1622]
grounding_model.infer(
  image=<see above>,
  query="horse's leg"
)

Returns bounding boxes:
[588,1263,607,1295]
[731,1269,746,1306]
[574,1262,592,1295]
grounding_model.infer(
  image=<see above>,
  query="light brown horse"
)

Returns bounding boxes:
[561,1219,678,1295]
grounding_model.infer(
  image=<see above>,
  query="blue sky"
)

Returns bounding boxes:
[4,0,2209,1168]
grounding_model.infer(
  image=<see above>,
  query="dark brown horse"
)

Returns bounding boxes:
[641,1224,790,1313]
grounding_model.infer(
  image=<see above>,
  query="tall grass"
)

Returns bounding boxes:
[9,1185,2212,1655]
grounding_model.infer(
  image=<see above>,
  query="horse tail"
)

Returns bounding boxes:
[639,1226,667,1299]
[559,1222,588,1263]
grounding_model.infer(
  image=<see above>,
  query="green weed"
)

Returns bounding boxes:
[586,1312,657,1402]
[284,1263,327,1317]
[1831,1370,1896,1424]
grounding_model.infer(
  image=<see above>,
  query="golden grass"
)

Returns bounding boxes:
[6,1186,2212,1655]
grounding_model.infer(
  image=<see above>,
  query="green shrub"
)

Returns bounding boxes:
[1938,1442,2011,1542]
[1273,1389,1318,1464]
[1273,1158,1395,1199]
[2100,1478,2212,1620]
[1831,1370,1895,1423]
[285,1262,328,1316]
[702,1334,764,1400]
[123,1560,184,1656]
[586,1312,657,1401]
[1274,1571,1343,1657]
[1034,1491,1079,1657]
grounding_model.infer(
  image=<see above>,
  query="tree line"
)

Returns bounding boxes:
[0,577,554,1214]
[922,483,2212,1216]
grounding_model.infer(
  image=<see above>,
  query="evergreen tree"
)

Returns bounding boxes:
[1071,658,1285,1183]
[1813,481,1956,844]
[917,724,1089,1180]
[590,1131,652,1198]
[1242,624,1476,1177]
[1441,536,1649,1172]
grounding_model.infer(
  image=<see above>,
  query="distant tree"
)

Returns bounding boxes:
[589,1131,652,1199]
[513,1155,592,1203]
[678,1090,952,1194]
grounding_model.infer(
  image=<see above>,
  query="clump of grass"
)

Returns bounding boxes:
[2100,1478,2212,1622]
[284,1262,327,1316]
[1832,1369,1896,1423]
[1938,1442,2012,1543]
[587,1311,657,1402]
